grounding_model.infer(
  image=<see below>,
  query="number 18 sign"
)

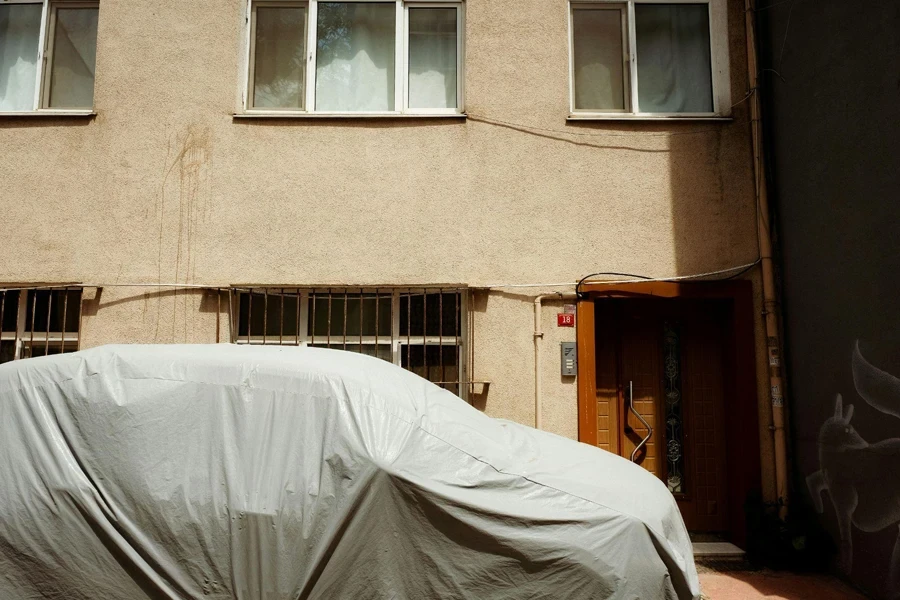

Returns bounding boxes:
[557,313,576,327]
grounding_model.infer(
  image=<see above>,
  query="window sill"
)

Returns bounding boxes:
[0,110,96,118]
[567,114,733,122]
[233,112,467,120]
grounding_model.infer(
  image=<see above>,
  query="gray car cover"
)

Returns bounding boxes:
[0,345,700,599]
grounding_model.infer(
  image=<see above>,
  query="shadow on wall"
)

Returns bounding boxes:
[807,341,900,597]
[755,1,900,596]
[468,289,489,411]
[666,0,764,549]
[80,287,226,346]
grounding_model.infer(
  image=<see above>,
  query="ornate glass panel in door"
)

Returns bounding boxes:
[663,322,686,494]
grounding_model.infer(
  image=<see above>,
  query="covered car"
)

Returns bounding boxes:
[0,345,699,599]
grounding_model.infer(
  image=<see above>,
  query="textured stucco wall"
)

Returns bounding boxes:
[80,287,223,348]
[1,1,771,493]
[468,291,578,437]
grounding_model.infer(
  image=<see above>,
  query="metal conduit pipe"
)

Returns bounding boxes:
[745,0,790,518]
[534,292,578,430]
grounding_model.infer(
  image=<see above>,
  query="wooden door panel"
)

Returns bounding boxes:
[620,311,662,476]
[592,298,730,533]
[678,313,729,532]
[595,307,619,454]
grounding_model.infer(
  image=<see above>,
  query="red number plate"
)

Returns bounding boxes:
[557,313,576,327]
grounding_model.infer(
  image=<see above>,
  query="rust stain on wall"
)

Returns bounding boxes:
[154,126,213,342]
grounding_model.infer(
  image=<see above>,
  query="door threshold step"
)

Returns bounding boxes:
[692,542,745,558]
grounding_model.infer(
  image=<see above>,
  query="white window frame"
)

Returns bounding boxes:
[246,0,308,113]
[240,0,465,117]
[0,0,99,116]
[568,0,731,120]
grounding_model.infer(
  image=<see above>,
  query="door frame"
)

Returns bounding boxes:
[576,280,761,546]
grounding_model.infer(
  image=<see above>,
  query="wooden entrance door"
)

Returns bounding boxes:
[594,299,729,533]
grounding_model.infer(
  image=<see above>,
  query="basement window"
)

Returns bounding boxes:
[0,288,82,364]
[233,288,469,397]
[0,1,100,113]
[243,0,464,115]
[568,0,730,118]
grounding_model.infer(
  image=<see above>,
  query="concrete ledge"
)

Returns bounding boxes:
[233,112,467,120]
[0,111,96,118]
[567,114,733,122]
[693,542,746,558]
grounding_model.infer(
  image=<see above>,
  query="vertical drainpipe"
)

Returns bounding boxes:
[745,0,790,519]
[534,292,578,430]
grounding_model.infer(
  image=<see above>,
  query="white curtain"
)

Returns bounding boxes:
[253,7,306,109]
[635,4,712,113]
[0,5,42,111]
[48,7,99,109]
[572,9,625,111]
[408,8,457,110]
[315,3,395,112]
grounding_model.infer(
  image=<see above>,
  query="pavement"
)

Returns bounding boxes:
[698,568,868,600]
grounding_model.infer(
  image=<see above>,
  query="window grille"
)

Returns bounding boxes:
[0,288,82,364]
[232,288,469,397]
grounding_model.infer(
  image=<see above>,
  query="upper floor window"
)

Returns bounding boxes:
[0,1,99,113]
[244,0,464,115]
[569,1,730,118]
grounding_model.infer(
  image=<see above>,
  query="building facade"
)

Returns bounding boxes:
[2,0,775,547]
[760,1,900,597]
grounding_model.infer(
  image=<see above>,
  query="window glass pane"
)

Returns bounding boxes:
[311,342,392,361]
[25,290,81,333]
[572,8,625,111]
[238,292,300,338]
[24,341,75,359]
[309,293,391,338]
[315,2,395,111]
[408,8,457,110]
[48,7,99,109]
[253,6,306,109]
[0,341,15,364]
[1,291,21,332]
[399,292,460,337]
[0,4,42,111]
[401,345,459,392]
[635,4,712,113]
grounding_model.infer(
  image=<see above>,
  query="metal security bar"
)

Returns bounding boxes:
[232,288,469,398]
[0,288,83,364]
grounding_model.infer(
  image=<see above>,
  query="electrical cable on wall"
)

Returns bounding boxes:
[574,260,761,296]
[1,261,762,295]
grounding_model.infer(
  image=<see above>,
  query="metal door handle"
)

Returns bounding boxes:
[627,381,652,462]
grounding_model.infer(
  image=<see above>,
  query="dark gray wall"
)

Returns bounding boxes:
[759,1,900,597]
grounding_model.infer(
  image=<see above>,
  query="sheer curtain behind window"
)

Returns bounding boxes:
[408,8,457,110]
[572,9,625,111]
[634,4,712,113]
[0,5,42,111]
[48,7,99,108]
[253,7,306,109]
[316,3,395,111]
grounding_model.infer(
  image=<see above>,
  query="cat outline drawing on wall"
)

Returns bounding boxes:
[807,341,900,597]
